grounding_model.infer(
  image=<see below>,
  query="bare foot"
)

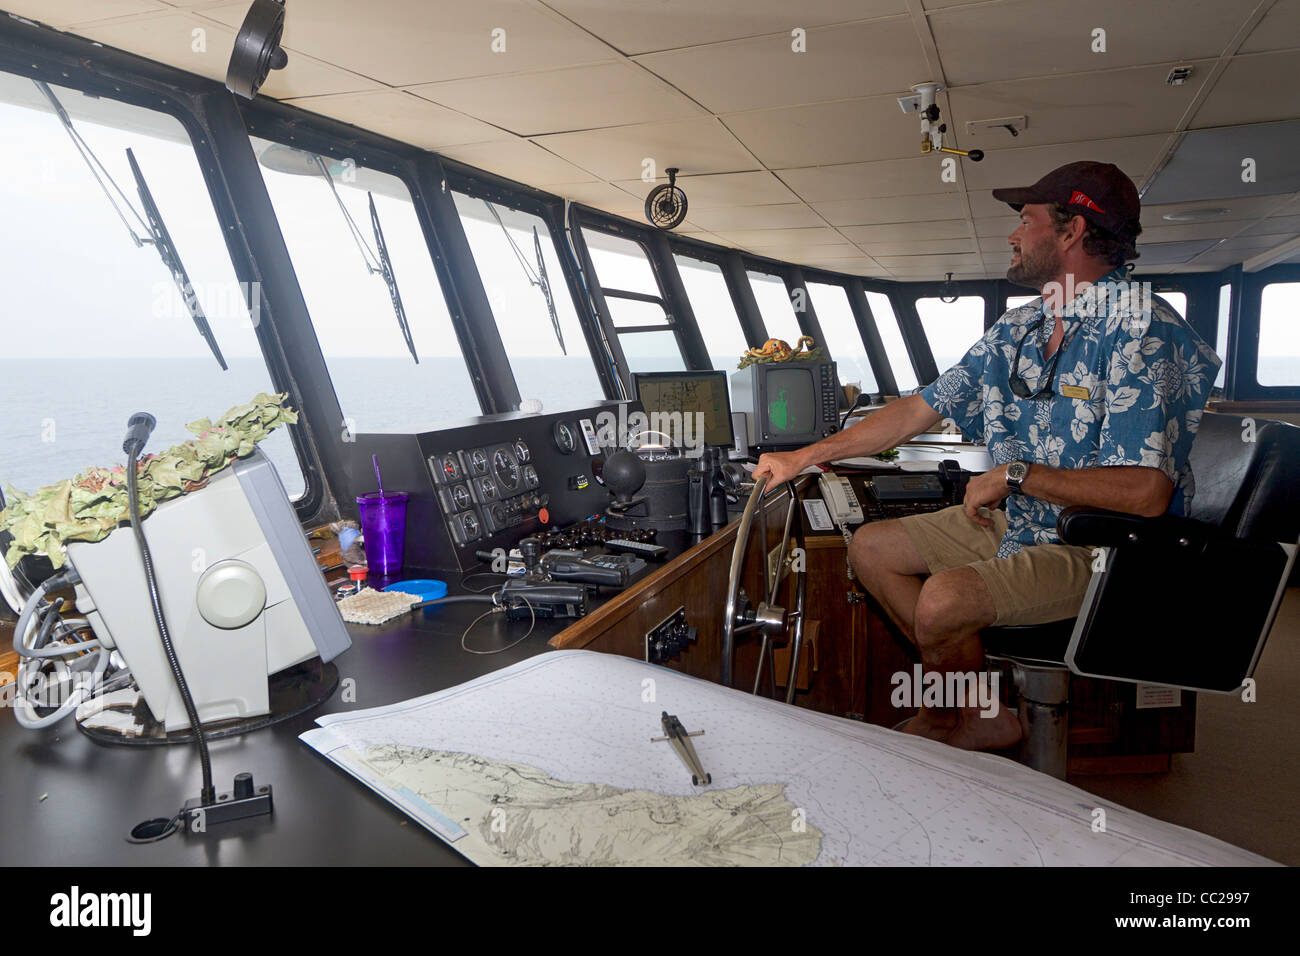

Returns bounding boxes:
[945,706,1023,751]
[897,707,958,742]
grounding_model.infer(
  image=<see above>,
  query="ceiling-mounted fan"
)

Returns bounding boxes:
[645,167,689,230]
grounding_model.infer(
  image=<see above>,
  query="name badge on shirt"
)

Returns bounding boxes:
[1060,384,1091,400]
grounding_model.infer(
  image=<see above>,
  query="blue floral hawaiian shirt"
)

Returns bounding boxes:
[920,269,1221,557]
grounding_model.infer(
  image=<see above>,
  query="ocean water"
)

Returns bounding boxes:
[0,355,646,501]
[4,353,1295,505]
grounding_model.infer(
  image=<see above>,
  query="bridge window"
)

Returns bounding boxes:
[867,292,919,393]
[580,229,686,375]
[916,296,986,375]
[1215,283,1231,391]
[746,269,803,343]
[1257,282,1300,387]
[0,73,304,498]
[252,138,478,432]
[673,254,748,370]
[454,194,604,410]
[1157,291,1187,318]
[807,282,878,394]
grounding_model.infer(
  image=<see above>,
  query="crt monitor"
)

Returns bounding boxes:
[731,361,841,453]
[631,370,735,451]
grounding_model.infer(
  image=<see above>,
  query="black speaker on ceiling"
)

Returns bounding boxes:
[226,0,289,99]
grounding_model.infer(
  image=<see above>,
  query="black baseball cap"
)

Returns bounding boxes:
[993,161,1140,236]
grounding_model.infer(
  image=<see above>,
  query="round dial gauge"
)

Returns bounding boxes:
[441,455,461,482]
[452,485,471,510]
[462,512,480,537]
[493,448,519,491]
[479,476,498,500]
[469,449,489,475]
[513,440,531,463]
[553,420,577,454]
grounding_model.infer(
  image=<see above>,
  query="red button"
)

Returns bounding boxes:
[539,507,550,524]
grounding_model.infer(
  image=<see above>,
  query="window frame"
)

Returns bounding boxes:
[0,24,330,518]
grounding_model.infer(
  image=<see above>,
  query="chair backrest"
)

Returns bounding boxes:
[1185,412,1300,543]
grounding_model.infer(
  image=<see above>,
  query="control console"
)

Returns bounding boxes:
[350,402,631,573]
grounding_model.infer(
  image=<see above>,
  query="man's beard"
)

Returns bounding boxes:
[1007,241,1062,290]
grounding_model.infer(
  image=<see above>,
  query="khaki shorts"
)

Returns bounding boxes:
[897,505,1094,626]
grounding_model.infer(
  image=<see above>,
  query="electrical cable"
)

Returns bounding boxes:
[461,596,535,655]
[125,447,216,805]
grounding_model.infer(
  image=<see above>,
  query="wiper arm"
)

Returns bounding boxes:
[126,149,228,371]
[312,156,418,364]
[482,200,566,354]
[369,193,418,364]
[534,225,564,355]
[34,79,228,371]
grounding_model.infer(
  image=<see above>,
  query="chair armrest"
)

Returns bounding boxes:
[1056,506,1222,550]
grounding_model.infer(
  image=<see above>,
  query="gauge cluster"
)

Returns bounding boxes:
[431,439,545,545]
[408,404,628,571]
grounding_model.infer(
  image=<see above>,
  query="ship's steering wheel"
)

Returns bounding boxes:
[720,476,807,702]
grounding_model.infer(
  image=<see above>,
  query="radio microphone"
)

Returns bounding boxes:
[122,412,157,458]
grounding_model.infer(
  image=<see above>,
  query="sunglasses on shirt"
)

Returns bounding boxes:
[1009,314,1065,400]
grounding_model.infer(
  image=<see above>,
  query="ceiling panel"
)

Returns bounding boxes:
[1239,0,1300,55]
[683,203,826,230]
[613,171,799,208]
[438,138,598,185]
[3,0,166,25]
[714,226,843,247]
[839,220,973,243]
[930,0,1255,87]
[779,158,967,203]
[857,238,977,257]
[534,117,758,180]
[541,0,908,56]
[283,90,511,149]
[1190,51,1300,129]
[407,61,705,136]
[201,0,616,87]
[1241,213,1300,237]
[1138,220,1251,243]
[1142,122,1300,204]
[803,256,882,275]
[1140,195,1295,226]
[74,11,381,96]
[960,134,1169,191]
[949,63,1212,151]
[552,181,647,215]
[811,193,968,226]
[634,17,924,114]
[974,214,1021,237]
[1135,239,1222,265]
[753,241,864,259]
[873,253,985,272]
[723,95,921,169]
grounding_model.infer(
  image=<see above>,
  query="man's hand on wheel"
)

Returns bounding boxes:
[752,451,810,487]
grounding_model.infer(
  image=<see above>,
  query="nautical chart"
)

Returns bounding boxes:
[300,651,1271,867]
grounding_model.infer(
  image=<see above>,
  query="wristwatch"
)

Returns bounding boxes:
[1005,461,1029,492]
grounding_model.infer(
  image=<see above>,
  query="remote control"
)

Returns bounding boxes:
[604,538,669,561]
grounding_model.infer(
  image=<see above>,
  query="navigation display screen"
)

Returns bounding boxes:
[633,371,734,448]
[765,367,816,434]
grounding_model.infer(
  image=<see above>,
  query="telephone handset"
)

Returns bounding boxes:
[818,474,864,525]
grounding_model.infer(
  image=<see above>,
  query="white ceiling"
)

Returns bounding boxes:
[6,0,1300,279]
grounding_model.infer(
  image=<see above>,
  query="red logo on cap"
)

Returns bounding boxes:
[1068,190,1105,213]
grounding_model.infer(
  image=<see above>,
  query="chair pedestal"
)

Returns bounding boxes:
[994,656,1071,779]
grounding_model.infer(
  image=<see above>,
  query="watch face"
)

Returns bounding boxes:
[1007,462,1027,482]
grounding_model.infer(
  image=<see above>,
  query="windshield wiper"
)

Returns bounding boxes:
[34,80,228,370]
[126,149,228,370]
[534,225,564,354]
[482,200,565,355]
[369,193,417,364]
[312,156,418,364]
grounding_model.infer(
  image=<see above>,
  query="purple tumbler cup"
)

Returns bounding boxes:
[357,491,409,576]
